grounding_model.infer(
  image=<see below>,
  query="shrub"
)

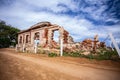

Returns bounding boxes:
[70,52,81,57]
[86,53,94,59]
[48,53,57,57]
[63,52,69,56]
[37,49,45,54]
[63,51,81,57]
[91,48,119,60]
[63,48,119,60]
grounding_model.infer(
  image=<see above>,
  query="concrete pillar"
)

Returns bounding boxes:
[31,31,34,45]
[34,45,37,53]
[60,38,63,56]
[23,44,25,52]
[48,30,52,47]
[23,34,25,52]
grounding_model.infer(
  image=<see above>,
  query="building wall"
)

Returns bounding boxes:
[18,32,30,44]
[17,23,74,52]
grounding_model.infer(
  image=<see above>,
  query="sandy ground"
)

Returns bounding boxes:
[0,48,120,80]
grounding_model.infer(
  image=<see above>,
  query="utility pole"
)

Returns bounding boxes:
[109,33,120,57]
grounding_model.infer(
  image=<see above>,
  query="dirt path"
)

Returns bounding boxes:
[0,48,120,80]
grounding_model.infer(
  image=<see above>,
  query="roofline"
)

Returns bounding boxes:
[18,21,52,34]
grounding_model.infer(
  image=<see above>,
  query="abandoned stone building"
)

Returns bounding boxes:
[16,22,74,52]
[16,22,106,54]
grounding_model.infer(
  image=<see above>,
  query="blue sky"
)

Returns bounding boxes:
[0,0,120,44]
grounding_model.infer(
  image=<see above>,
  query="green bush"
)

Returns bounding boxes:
[96,48,119,60]
[70,52,81,57]
[63,51,81,57]
[48,53,57,57]
[37,48,50,54]
[63,48,119,60]
[63,52,69,56]
[85,54,94,59]
[63,50,85,57]
[37,49,45,54]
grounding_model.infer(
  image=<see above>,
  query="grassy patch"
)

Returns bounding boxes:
[63,49,119,60]
[95,48,119,60]
[48,53,58,57]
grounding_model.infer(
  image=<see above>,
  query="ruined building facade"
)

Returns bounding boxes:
[16,22,74,52]
[16,22,106,54]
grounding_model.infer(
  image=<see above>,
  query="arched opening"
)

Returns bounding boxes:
[26,35,29,43]
[34,32,40,46]
[34,32,40,40]
[53,30,59,43]
[49,30,60,48]
[19,36,22,43]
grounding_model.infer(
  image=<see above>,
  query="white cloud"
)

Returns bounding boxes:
[23,0,71,13]
[104,25,120,33]
[0,0,120,42]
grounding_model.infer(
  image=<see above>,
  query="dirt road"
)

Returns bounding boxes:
[0,48,120,80]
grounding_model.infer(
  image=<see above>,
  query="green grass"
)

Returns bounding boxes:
[63,49,119,60]
[36,47,120,60]
[95,48,119,60]
[48,53,58,57]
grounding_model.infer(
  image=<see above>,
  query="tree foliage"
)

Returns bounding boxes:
[0,20,20,48]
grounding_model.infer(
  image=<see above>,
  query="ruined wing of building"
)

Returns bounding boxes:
[16,22,107,54]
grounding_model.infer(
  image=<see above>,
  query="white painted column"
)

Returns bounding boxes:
[60,38,63,56]
[109,33,120,57]
[34,45,37,53]
[23,44,25,52]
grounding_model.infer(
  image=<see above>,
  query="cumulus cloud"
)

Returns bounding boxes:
[0,0,120,42]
